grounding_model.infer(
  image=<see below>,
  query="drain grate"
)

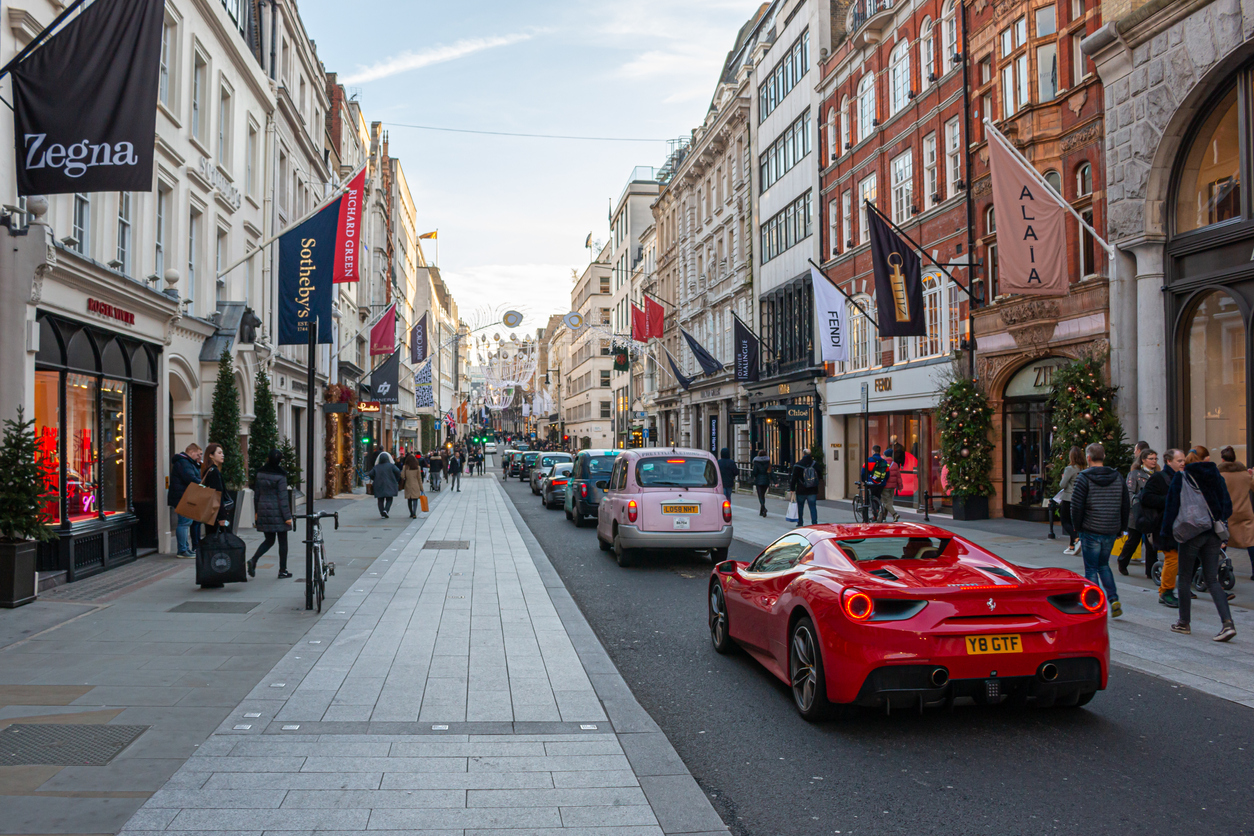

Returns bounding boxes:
[0,724,148,766]
[168,601,259,614]
[423,540,470,550]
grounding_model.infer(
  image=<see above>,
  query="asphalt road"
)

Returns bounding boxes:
[496,471,1254,836]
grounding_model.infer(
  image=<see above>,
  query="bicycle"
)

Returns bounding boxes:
[294,510,338,612]
[851,480,882,524]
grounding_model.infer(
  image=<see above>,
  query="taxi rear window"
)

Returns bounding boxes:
[635,457,718,488]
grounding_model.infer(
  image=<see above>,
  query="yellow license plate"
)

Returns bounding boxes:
[663,504,700,514]
[964,634,1023,655]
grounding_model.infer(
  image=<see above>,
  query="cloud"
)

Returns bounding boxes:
[343,32,535,85]
[439,264,578,328]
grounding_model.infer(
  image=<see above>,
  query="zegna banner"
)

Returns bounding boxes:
[12,0,164,195]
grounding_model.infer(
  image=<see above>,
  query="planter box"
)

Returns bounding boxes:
[952,495,990,521]
[0,540,37,608]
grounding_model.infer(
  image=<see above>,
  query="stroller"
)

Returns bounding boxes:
[1151,547,1237,593]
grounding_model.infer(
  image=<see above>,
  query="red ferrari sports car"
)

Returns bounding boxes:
[708,523,1110,719]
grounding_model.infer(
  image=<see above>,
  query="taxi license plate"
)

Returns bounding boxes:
[663,504,699,514]
[964,634,1022,654]
[673,517,691,530]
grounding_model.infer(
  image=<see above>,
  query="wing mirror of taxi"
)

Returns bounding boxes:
[716,560,737,574]
[595,480,609,490]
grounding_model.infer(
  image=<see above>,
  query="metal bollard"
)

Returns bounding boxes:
[922,490,931,522]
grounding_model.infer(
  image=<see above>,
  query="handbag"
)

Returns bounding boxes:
[196,529,248,585]
[1173,474,1226,543]
[175,475,220,525]
[785,500,800,524]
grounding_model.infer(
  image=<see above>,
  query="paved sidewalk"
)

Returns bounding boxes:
[116,475,727,836]
[729,488,1254,710]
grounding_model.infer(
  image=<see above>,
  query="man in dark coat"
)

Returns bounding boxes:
[717,448,737,502]
[168,443,202,557]
[1070,442,1129,618]
[1139,448,1184,602]
[789,450,821,526]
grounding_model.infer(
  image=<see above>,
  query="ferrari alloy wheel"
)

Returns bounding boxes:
[709,582,734,654]
[789,617,834,721]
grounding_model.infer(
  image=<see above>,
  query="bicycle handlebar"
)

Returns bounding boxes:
[294,511,339,530]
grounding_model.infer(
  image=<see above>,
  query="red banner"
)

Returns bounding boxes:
[334,168,366,283]
[645,296,665,339]
[369,304,396,356]
[630,303,646,342]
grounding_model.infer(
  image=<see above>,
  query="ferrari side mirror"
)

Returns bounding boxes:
[717,561,736,574]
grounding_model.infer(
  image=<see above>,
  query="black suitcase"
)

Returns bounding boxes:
[197,529,248,586]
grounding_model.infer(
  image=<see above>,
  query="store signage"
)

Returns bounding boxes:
[874,376,893,392]
[709,415,718,454]
[198,157,242,210]
[359,401,381,413]
[786,406,810,422]
[87,298,135,326]
[861,382,869,413]
[699,387,723,400]
[1006,358,1067,399]
[730,412,748,425]
[778,383,791,395]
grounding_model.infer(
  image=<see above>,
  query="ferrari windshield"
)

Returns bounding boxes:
[833,537,950,561]
[636,457,718,488]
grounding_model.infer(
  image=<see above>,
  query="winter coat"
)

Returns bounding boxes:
[1069,466,1130,535]
[1161,461,1232,545]
[1059,465,1081,502]
[1137,468,1174,545]
[253,465,292,532]
[429,455,445,474]
[751,455,771,486]
[1219,461,1254,548]
[401,465,425,499]
[1126,467,1153,529]
[167,452,201,507]
[448,456,464,475]
[369,456,403,498]
[717,452,738,493]
[789,455,820,497]
[201,465,232,527]
[883,461,903,493]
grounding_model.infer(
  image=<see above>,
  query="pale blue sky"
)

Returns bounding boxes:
[298,0,756,332]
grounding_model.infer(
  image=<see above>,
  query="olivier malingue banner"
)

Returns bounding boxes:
[732,317,759,382]
[13,0,164,195]
[278,199,340,345]
[810,266,849,363]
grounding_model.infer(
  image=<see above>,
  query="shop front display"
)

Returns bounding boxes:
[999,358,1066,521]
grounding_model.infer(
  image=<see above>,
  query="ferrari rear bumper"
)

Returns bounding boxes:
[851,657,1103,709]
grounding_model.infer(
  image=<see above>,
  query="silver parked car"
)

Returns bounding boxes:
[530,452,573,494]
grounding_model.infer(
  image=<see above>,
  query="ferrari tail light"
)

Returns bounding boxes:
[627,500,638,523]
[1048,586,1106,614]
[580,483,588,499]
[842,588,874,621]
[1080,585,1105,613]
[722,500,732,522]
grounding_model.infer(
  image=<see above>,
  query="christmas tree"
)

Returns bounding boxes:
[0,406,56,542]
[248,367,279,488]
[936,374,996,498]
[208,349,245,489]
[279,435,302,491]
[1046,355,1131,491]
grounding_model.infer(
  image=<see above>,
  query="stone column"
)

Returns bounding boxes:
[1109,247,1140,442]
[0,211,50,425]
[1128,238,1168,452]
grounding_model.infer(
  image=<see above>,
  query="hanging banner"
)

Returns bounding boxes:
[645,296,665,340]
[867,206,925,337]
[334,168,366,282]
[681,329,724,376]
[278,198,340,345]
[13,0,164,195]
[665,347,693,391]
[410,312,428,364]
[733,317,759,382]
[810,266,850,363]
[369,349,400,405]
[988,127,1069,296]
[415,358,433,409]
[370,303,396,356]
[631,304,647,342]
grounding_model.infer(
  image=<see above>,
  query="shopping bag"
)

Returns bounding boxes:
[1112,532,1142,563]
[419,494,429,513]
[785,501,800,524]
[196,529,248,585]
[176,481,221,525]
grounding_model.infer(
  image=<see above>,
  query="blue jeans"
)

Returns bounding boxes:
[175,512,196,554]
[1079,532,1119,602]
[800,493,818,525]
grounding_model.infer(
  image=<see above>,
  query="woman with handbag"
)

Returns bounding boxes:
[1160,445,1236,641]
[401,453,426,518]
[248,449,293,579]
[369,452,403,518]
[199,443,233,538]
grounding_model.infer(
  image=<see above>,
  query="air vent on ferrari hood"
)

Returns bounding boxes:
[975,565,1019,581]
[869,568,899,581]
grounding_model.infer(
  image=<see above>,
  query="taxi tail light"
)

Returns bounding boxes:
[722,500,732,522]
[627,500,638,523]
[842,588,873,621]
[580,484,588,499]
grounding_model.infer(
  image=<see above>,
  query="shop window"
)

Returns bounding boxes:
[1185,290,1247,463]
[66,373,98,522]
[100,379,128,515]
[34,371,60,525]
[1176,85,1240,234]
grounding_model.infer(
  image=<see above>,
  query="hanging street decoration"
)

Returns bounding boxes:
[278,198,340,345]
[867,204,926,337]
[563,311,585,330]
[369,303,397,356]
[502,310,524,328]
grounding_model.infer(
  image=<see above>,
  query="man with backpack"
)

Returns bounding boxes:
[863,446,889,513]
[1069,442,1128,618]
[789,449,821,526]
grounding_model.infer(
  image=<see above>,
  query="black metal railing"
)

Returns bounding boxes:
[848,0,894,33]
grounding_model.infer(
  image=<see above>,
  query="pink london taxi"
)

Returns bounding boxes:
[596,448,733,567]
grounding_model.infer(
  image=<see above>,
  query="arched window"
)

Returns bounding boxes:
[1076,162,1092,197]
[920,19,935,86]
[840,96,851,152]
[986,206,996,234]
[849,295,876,371]
[889,41,911,114]
[1176,85,1240,234]
[1185,290,1247,461]
[1044,169,1062,196]
[942,0,958,72]
[985,206,999,294]
[857,74,876,142]
[826,107,837,162]
[920,274,945,358]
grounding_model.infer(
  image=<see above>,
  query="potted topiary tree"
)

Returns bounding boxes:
[0,406,56,607]
[936,371,996,520]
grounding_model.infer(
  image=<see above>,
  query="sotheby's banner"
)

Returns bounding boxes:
[13,0,164,195]
[278,198,340,345]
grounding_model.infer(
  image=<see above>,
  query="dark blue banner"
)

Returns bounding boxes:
[278,198,339,345]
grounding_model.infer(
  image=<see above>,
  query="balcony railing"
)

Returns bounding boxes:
[848,0,895,36]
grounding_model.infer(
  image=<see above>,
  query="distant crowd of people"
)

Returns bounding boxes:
[364,443,485,519]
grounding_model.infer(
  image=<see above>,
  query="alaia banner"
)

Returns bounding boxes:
[278,198,339,345]
[988,128,1068,296]
[13,0,164,195]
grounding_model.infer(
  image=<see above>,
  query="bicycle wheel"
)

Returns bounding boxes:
[852,497,865,523]
[313,542,325,612]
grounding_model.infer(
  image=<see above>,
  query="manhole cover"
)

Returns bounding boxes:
[0,724,148,766]
[168,602,259,614]
[424,540,470,550]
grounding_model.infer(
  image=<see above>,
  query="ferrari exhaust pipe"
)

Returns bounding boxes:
[930,667,949,687]
[1041,663,1059,682]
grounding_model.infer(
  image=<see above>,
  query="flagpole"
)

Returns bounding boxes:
[729,310,780,357]
[806,259,880,332]
[0,0,88,82]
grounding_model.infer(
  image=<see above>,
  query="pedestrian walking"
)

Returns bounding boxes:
[1059,446,1084,555]
[1217,445,1254,580]
[199,443,233,538]
[167,443,203,557]
[863,446,888,511]
[448,451,463,492]
[369,451,402,518]
[1141,448,1185,603]
[1117,447,1158,574]
[429,450,444,491]
[789,449,821,526]
[751,449,771,517]
[717,448,737,502]
[1069,442,1127,618]
[878,444,905,522]
[401,453,425,517]
[248,449,293,579]
[1161,444,1236,641]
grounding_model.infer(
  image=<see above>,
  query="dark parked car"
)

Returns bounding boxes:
[531,452,574,494]
[518,451,540,480]
[564,449,622,527]
[541,462,575,509]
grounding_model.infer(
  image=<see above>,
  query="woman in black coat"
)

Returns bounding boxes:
[249,449,293,578]
[199,443,233,539]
